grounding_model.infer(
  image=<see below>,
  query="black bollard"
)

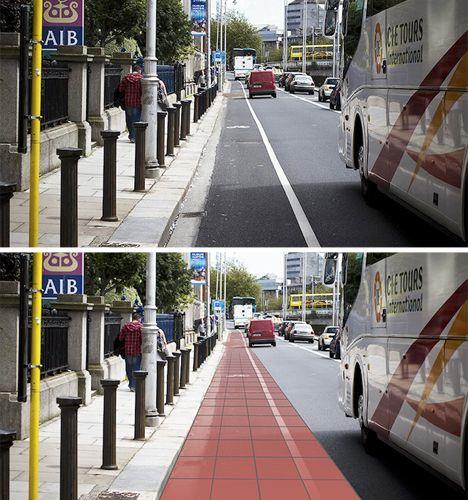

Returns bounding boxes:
[194,94,200,123]
[0,430,16,500]
[180,101,188,141]
[57,397,82,500]
[101,379,120,470]
[0,182,16,248]
[200,91,206,116]
[185,100,191,136]
[134,122,148,192]
[179,348,187,389]
[184,347,191,385]
[207,86,212,108]
[157,111,167,168]
[193,342,199,372]
[166,107,176,156]
[156,360,166,417]
[173,103,182,148]
[134,371,147,441]
[166,355,175,405]
[57,148,82,247]
[173,351,181,396]
[101,130,120,222]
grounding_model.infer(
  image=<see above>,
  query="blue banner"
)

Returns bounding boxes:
[191,0,207,36]
[42,253,84,300]
[190,252,207,285]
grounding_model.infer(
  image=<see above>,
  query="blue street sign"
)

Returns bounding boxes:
[213,300,225,311]
[213,50,226,63]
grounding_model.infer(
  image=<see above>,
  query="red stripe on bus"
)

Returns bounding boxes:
[369,31,468,187]
[370,279,468,436]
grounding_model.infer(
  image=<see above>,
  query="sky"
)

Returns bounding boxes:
[224,250,285,280]
[212,0,285,28]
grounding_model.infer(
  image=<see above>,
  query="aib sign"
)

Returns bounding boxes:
[43,0,84,50]
[42,253,84,300]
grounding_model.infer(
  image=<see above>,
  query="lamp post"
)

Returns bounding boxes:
[283,0,288,70]
[142,0,160,177]
[302,0,308,74]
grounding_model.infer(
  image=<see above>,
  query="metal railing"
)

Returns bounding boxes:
[29,59,70,130]
[29,309,71,378]
[104,312,122,358]
[156,312,185,344]
[104,64,123,109]
[158,65,176,95]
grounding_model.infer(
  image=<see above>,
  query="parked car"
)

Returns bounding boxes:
[318,326,340,351]
[318,77,340,102]
[285,72,306,91]
[285,321,307,341]
[329,330,342,359]
[290,74,315,95]
[278,321,289,337]
[279,72,292,88]
[329,81,342,110]
[248,319,276,347]
[248,70,277,99]
[289,322,314,343]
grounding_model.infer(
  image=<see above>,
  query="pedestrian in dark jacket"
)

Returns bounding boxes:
[118,64,143,143]
[118,312,142,391]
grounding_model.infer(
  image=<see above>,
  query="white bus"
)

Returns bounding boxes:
[231,296,256,329]
[233,48,257,80]
[324,252,468,494]
[324,0,468,242]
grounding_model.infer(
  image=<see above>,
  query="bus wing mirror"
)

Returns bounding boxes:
[324,259,337,286]
[325,0,340,10]
[324,10,338,37]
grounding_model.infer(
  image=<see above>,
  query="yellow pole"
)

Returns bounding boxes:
[29,0,43,247]
[29,253,43,500]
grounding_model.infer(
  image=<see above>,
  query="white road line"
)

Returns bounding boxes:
[277,336,340,362]
[240,84,320,247]
[278,88,341,114]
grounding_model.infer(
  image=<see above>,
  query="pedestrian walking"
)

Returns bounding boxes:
[118,312,142,391]
[157,76,170,111]
[118,64,143,143]
[156,326,171,357]
[197,319,206,337]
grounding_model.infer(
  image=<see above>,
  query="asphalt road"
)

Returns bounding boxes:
[250,332,462,500]
[196,77,461,247]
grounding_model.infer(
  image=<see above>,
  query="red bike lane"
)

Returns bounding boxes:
[161,332,359,500]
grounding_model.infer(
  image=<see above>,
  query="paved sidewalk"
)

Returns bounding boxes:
[9,94,225,247]
[8,340,225,500]
[160,332,359,500]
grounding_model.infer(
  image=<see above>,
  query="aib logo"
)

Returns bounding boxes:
[44,0,79,24]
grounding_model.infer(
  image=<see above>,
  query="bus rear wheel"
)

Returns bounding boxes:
[358,393,379,455]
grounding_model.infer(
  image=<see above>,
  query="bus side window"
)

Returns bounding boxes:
[343,0,365,77]
[343,253,364,324]
[367,0,386,17]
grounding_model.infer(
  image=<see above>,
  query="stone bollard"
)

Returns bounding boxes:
[134,371,147,441]
[193,342,199,372]
[194,94,200,123]
[173,102,182,148]
[184,347,191,386]
[0,182,16,248]
[179,348,188,389]
[57,397,82,500]
[184,100,191,136]
[100,130,120,222]
[57,148,82,247]
[101,379,120,470]
[157,111,167,168]
[166,355,175,405]
[173,351,181,396]
[134,122,148,192]
[180,101,188,141]
[166,107,176,156]
[0,430,16,500]
[156,360,166,417]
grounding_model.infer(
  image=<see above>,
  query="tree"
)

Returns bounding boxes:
[0,0,30,32]
[85,253,147,297]
[210,262,261,309]
[210,11,262,60]
[0,253,23,281]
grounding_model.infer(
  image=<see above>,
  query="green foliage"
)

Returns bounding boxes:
[210,261,261,309]
[154,253,194,312]
[85,253,147,297]
[211,11,262,60]
[0,253,24,281]
[0,0,30,32]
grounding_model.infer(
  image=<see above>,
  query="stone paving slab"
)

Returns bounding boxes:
[9,93,225,248]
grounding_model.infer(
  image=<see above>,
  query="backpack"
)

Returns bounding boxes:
[114,86,126,110]
[113,335,126,359]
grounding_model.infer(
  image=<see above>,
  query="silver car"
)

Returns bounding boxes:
[289,323,315,343]
[290,75,315,95]
[318,326,340,350]
[318,77,340,102]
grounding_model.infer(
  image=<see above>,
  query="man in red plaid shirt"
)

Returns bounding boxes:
[118,312,142,391]
[118,65,143,143]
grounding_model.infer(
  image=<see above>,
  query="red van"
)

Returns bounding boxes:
[248,70,277,99]
[248,319,276,348]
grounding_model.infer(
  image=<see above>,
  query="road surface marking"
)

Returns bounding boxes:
[278,88,341,113]
[240,84,320,247]
[277,336,340,362]
[226,125,251,129]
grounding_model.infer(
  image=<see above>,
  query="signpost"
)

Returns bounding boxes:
[43,0,84,51]
[213,50,226,63]
[42,252,84,300]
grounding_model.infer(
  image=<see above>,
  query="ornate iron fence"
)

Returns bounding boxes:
[29,309,71,378]
[156,312,185,344]
[104,64,123,109]
[158,65,176,95]
[104,312,122,358]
